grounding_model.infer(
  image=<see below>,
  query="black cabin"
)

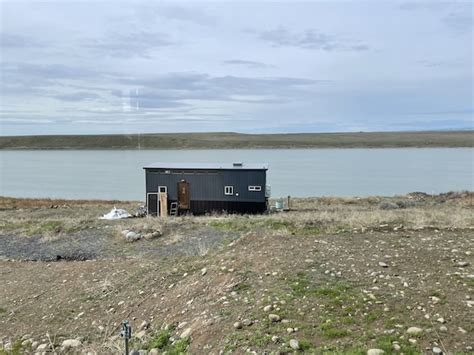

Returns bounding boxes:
[143,162,269,215]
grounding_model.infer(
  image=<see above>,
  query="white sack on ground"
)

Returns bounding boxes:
[99,207,132,220]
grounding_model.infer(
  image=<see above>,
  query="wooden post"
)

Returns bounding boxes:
[159,192,168,217]
[287,195,291,210]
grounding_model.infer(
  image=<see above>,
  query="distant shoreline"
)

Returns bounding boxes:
[0,131,472,150]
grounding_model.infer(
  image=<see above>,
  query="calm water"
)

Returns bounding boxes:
[0,149,472,200]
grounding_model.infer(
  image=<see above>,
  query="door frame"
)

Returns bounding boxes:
[177,180,190,209]
[146,192,159,216]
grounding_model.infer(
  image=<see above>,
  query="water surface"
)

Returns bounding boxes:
[0,149,472,200]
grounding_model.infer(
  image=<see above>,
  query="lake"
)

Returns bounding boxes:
[0,148,472,200]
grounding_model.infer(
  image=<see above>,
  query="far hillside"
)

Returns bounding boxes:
[0,131,473,150]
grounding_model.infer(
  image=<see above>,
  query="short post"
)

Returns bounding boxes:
[159,192,168,217]
[287,195,291,210]
[121,320,132,355]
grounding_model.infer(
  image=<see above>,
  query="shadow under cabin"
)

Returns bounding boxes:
[143,162,270,216]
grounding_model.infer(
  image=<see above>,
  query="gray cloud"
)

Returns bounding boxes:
[0,33,46,48]
[84,30,174,58]
[255,27,369,51]
[442,12,473,34]
[116,72,323,108]
[222,59,270,69]
[53,92,102,102]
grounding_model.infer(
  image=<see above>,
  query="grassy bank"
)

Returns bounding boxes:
[0,192,473,354]
[1,131,473,150]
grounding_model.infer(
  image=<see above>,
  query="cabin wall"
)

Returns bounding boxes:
[145,169,267,203]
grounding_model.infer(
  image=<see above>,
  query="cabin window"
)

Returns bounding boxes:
[248,185,262,191]
[224,186,234,195]
[158,186,167,193]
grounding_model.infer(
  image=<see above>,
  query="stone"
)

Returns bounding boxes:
[125,231,141,242]
[180,327,192,339]
[242,319,253,326]
[458,327,467,334]
[268,314,281,322]
[432,347,443,354]
[289,339,300,350]
[406,326,423,335]
[436,317,445,324]
[149,349,159,355]
[140,320,150,330]
[135,330,147,340]
[367,349,385,355]
[439,325,448,332]
[36,344,49,351]
[287,327,295,333]
[61,339,81,348]
[233,321,242,329]
[271,335,279,343]
[263,305,273,312]
[201,268,207,276]
[457,261,469,267]
[392,343,401,351]
[378,262,388,268]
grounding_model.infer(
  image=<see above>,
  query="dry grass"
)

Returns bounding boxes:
[0,196,137,210]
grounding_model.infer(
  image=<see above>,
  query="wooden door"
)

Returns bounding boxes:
[178,181,190,209]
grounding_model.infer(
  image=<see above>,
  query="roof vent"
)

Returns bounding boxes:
[233,162,243,167]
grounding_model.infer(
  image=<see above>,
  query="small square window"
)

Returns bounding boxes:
[158,186,167,193]
[224,186,234,195]
[248,185,262,191]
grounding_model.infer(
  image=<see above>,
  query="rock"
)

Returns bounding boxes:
[263,305,273,312]
[180,327,192,339]
[36,344,49,351]
[378,262,388,268]
[125,231,141,242]
[201,268,207,276]
[268,314,281,322]
[367,349,385,355]
[457,261,469,267]
[31,341,39,350]
[242,319,253,326]
[135,330,147,340]
[289,339,300,350]
[406,326,423,335]
[392,343,401,351]
[61,339,81,348]
[436,317,445,324]
[121,230,130,236]
[144,230,161,240]
[286,327,295,333]
[271,335,279,343]
[233,321,242,329]
[149,349,159,355]
[458,327,467,334]
[439,325,448,332]
[140,320,150,330]
[408,338,417,344]
[432,347,443,354]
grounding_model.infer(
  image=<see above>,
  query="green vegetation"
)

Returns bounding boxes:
[1,131,472,150]
[145,328,190,354]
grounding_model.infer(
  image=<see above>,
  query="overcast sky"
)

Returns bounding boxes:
[0,0,472,135]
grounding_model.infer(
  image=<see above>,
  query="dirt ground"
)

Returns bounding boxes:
[0,193,472,354]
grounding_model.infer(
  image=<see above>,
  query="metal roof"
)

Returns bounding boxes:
[143,162,268,170]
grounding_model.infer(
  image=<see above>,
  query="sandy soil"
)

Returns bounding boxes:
[0,193,472,354]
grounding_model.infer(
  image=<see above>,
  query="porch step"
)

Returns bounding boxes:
[170,202,178,216]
